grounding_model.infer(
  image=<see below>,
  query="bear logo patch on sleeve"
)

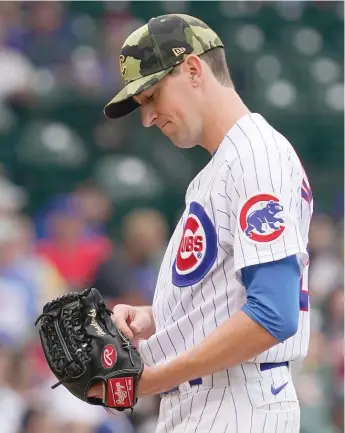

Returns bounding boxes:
[239,193,287,244]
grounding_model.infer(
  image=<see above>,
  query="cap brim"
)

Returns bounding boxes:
[104,68,173,119]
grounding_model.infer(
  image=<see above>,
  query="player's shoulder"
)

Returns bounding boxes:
[222,113,278,153]
[220,112,297,168]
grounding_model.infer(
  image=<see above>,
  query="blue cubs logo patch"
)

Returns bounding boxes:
[239,193,285,243]
[172,202,217,287]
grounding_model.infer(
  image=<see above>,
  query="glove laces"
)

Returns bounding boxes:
[35,299,93,389]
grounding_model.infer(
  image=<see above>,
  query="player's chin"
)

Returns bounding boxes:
[162,126,196,149]
[170,136,197,149]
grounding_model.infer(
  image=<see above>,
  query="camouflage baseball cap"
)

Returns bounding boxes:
[104,14,224,119]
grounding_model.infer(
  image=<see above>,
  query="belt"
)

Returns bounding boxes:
[161,361,289,396]
[260,361,288,371]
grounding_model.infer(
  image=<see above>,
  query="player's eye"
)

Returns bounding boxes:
[147,93,155,101]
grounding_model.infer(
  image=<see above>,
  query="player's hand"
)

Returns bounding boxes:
[112,304,155,347]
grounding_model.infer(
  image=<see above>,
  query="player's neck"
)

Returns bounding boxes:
[201,88,250,155]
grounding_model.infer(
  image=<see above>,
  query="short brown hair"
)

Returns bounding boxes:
[171,47,233,87]
[200,47,233,87]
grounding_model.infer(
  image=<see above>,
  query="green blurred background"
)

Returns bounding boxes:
[0,2,343,433]
[1,1,343,229]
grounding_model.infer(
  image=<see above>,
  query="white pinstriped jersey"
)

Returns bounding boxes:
[139,113,313,384]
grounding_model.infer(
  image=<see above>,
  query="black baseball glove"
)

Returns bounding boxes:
[35,287,144,411]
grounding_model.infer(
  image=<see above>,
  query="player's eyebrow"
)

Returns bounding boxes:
[133,93,149,105]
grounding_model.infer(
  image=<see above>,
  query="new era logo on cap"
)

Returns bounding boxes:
[172,47,186,57]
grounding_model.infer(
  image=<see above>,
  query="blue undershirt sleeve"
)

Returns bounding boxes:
[241,255,300,343]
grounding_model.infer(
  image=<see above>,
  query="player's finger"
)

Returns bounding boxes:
[129,322,141,333]
[115,318,134,340]
[112,305,134,339]
[87,382,104,399]
[129,312,151,335]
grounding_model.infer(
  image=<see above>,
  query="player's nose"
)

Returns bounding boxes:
[140,105,157,128]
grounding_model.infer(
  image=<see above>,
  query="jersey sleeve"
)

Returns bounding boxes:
[226,152,309,278]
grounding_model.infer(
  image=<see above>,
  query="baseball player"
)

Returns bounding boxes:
[89,14,313,433]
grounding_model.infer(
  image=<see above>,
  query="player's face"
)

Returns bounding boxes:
[133,60,204,148]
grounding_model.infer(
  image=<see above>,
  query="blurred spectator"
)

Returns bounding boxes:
[330,399,344,433]
[19,407,58,433]
[335,219,343,263]
[21,2,77,69]
[0,345,27,433]
[47,380,136,433]
[308,214,343,305]
[14,214,67,308]
[72,180,112,236]
[0,2,23,51]
[90,208,169,307]
[0,169,27,216]
[95,417,136,433]
[297,311,337,433]
[0,217,39,345]
[0,214,66,345]
[322,286,344,338]
[70,12,145,98]
[0,343,49,433]
[322,286,344,404]
[0,17,35,103]
[97,14,143,94]
[36,195,113,291]
[121,209,169,302]
[35,182,111,240]
[90,250,147,308]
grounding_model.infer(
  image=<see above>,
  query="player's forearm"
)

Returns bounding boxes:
[162,311,278,387]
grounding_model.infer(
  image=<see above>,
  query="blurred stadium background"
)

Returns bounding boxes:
[0,1,343,433]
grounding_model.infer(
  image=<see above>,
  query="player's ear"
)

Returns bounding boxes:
[183,54,202,87]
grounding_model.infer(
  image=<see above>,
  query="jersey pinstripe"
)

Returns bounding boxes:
[155,364,299,433]
[139,113,312,385]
